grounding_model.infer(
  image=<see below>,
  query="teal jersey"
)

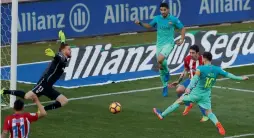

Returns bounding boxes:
[192,64,229,95]
[149,14,184,48]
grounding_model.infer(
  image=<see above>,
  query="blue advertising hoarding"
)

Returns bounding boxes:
[1,0,253,44]
[1,31,254,88]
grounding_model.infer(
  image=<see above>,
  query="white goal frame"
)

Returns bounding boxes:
[0,0,18,107]
[10,0,18,107]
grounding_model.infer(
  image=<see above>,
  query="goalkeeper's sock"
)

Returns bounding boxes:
[44,101,62,111]
[207,112,219,125]
[3,90,25,99]
[162,103,180,117]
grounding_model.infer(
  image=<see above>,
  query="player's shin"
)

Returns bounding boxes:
[161,102,180,117]
[44,101,62,111]
[207,112,219,125]
[161,60,169,82]
[3,90,25,99]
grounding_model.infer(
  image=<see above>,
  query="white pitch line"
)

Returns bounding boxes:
[2,74,254,110]
[224,133,254,138]
[214,86,254,93]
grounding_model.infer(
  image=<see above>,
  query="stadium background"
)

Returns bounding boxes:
[1,0,254,138]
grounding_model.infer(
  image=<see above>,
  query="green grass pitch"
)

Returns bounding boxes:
[1,23,254,138]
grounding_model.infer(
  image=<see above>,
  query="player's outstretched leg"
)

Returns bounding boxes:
[44,95,68,111]
[153,97,182,120]
[206,109,225,136]
[1,88,26,99]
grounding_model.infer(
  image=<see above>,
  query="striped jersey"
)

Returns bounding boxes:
[3,113,38,138]
[184,55,203,78]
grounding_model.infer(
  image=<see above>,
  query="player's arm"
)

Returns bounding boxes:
[185,70,200,93]
[45,48,65,63]
[135,17,157,29]
[135,20,153,29]
[31,95,47,119]
[169,68,188,88]
[219,69,249,80]
[173,17,185,46]
[2,117,10,138]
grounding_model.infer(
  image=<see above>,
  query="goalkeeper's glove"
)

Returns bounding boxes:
[58,30,66,43]
[45,48,55,57]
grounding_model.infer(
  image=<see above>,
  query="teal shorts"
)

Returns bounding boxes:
[182,93,211,110]
[156,43,174,58]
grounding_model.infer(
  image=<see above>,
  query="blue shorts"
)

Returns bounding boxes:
[180,79,191,88]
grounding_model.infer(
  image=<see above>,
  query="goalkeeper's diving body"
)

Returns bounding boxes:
[135,2,185,97]
[153,52,249,136]
[1,31,71,111]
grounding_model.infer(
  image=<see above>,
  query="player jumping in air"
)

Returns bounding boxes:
[168,45,209,122]
[1,30,71,111]
[153,52,249,136]
[135,2,185,97]
[1,96,46,138]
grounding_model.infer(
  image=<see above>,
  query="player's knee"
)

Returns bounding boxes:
[176,86,185,94]
[176,88,184,94]
[205,109,212,115]
[24,91,35,100]
[157,55,165,64]
[60,97,68,106]
[157,60,163,64]
[56,95,68,106]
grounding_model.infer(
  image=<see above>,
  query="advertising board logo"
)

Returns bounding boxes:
[168,0,181,18]
[69,3,90,32]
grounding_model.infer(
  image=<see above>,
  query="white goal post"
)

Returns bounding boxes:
[10,0,18,107]
[0,0,18,107]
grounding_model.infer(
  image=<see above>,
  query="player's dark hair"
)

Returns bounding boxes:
[203,52,213,61]
[59,43,69,52]
[160,3,169,9]
[14,99,24,111]
[189,45,199,53]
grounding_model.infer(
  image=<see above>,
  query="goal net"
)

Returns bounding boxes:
[1,0,18,108]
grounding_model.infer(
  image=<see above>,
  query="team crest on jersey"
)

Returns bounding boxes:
[30,113,36,116]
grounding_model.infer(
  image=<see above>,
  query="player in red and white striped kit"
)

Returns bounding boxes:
[1,95,47,138]
[169,45,209,122]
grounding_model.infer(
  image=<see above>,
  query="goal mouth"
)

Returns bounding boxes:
[1,1,18,108]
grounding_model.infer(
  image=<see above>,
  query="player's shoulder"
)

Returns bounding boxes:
[169,15,179,21]
[5,115,13,120]
[210,65,220,69]
[184,55,191,61]
[24,112,37,117]
[199,55,203,61]
[152,15,160,20]
[197,65,206,72]
[212,65,223,72]
[56,52,67,62]
[197,65,203,70]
